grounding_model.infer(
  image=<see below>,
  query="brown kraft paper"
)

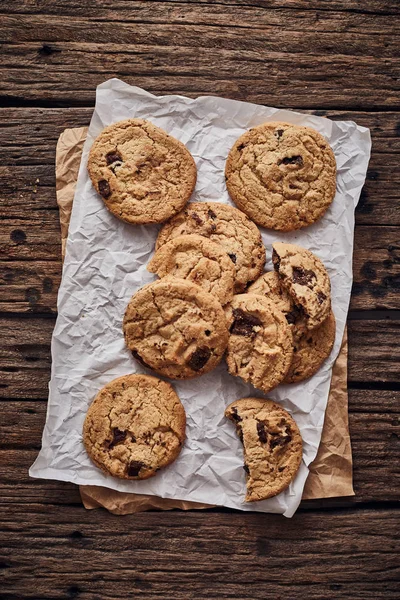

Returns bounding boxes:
[55,127,354,513]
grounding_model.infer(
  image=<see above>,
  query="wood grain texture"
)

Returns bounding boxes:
[1,504,399,600]
[0,5,399,109]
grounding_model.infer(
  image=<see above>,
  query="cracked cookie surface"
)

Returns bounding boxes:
[248,271,307,340]
[284,310,336,384]
[87,118,196,224]
[225,397,302,501]
[225,294,293,393]
[272,242,331,330]
[123,278,229,379]
[148,234,235,305]
[155,202,265,292]
[225,121,336,231]
[83,374,186,480]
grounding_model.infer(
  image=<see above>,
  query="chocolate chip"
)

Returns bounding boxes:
[191,212,203,225]
[132,350,151,369]
[204,329,211,337]
[98,179,111,198]
[230,308,262,337]
[285,305,303,325]
[272,248,280,271]
[108,428,126,449]
[228,253,237,264]
[127,460,146,477]
[270,435,292,450]
[276,129,284,138]
[208,209,217,220]
[210,223,217,233]
[278,465,286,472]
[317,291,327,304]
[106,151,122,165]
[279,155,303,166]
[237,143,246,151]
[187,347,211,371]
[243,463,250,474]
[231,407,242,422]
[256,421,268,444]
[292,267,316,286]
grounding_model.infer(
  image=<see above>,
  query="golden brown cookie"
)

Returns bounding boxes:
[155,202,266,292]
[87,119,196,224]
[225,294,293,393]
[225,397,302,502]
[225,121,336,231]
[272,242,331,330]
[284,310,336,383]
[147,234,235,305]
[247,271,307,340]
[83,374,186,480]
[123,278,229,379]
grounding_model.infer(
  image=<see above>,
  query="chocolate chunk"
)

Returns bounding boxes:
[272,248,280,271]
[108,428,126,449]
[243,463,250,474]
[230,308,262,337]
[256,421,268,444]
[98,179,111,198]
[132,350,151,369]
[292,267,316,286]
[285,304,303,325]
[106,151,122,165]
[278,465,286,472]
[237,143,246,152]
[127,460,146,477]
[204,329,211,337]
[317,291,327,304]
[279,155,303,166]
[270,435,292,450]
[208,209,217,220]
[228,253,237,264]
[187,347,211,371]
[231,406,242,422]
[276,129,284,138]
[191,212,203,225]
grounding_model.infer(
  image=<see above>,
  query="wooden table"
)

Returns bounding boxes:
[1,1,399,598]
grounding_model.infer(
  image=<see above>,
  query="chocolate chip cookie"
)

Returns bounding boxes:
[87,118,197,224]
[225,294,293,393]
[247,271,307,339]
[155,202,266,292]
[123,278,229,379]
[225,397,302,502]
[225,121,336,231]
[83,374,186,480]
[284,310,336,383]
[147,234,235,305]
[272,242,331,330]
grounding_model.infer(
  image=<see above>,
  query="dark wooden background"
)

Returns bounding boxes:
[1,1,399,598]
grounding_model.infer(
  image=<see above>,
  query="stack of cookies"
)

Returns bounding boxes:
[83,118,337,503]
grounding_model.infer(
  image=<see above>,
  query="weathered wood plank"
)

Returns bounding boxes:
[1,503,399,599]
[0,316,399,400]
[0,9,398,109]
[1,223,399,312]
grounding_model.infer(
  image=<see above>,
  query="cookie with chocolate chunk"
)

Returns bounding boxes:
[83,374,186,480]
[123,278,229,379]
[155,202,265,292]
[272,242,331,330]
[225,294,293,393]
[284,310,336,383]
[225,121,336,231]
[148,234,235,305]
[225,397,302,501]
[247,271,307,340]
[87,118,196,224]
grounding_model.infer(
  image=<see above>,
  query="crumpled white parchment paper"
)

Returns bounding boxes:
[30,79,371,517]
